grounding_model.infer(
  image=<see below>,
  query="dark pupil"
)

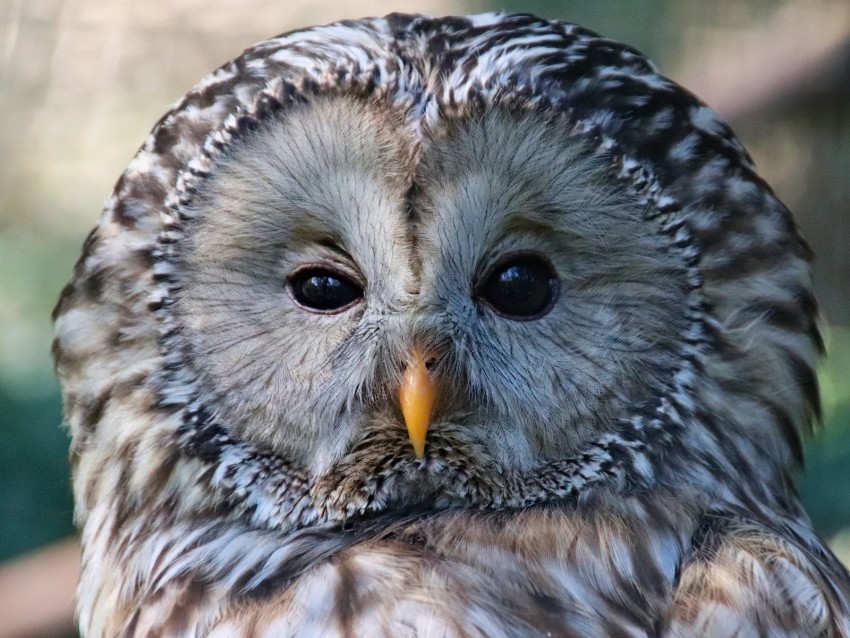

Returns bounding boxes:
[290,269,361,311]
[481,257,556,318]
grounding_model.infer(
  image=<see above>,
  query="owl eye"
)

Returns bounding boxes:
[477,254,559,320]
[287,267,363,313]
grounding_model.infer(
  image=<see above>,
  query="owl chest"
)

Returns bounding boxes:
[199,510,684,638]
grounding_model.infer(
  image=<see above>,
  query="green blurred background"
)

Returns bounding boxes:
[0,0,848,635]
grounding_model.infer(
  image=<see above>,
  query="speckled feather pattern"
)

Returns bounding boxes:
[52,12,850,637]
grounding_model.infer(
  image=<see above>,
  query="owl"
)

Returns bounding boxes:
[52,12,850,637]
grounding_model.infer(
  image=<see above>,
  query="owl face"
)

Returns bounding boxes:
[174,94,690,480]
[53,14,820,520]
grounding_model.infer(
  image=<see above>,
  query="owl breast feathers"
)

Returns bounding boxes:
[52,12,850,637]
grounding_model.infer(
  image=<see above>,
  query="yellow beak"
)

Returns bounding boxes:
[398,348,438,459]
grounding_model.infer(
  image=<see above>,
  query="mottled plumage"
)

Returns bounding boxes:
[53,12,850,637]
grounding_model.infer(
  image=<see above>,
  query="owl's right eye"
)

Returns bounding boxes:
[287,267,363,313]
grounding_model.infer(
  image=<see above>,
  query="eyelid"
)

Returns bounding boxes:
[475,249,558,290]
[287,254,366,290]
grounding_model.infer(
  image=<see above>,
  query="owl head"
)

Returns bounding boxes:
[53,14,820,531]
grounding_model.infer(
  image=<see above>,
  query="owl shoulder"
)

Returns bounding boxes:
[666,511,850,636]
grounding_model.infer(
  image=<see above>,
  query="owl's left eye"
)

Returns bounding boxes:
[287,267,363,313]
[477,253,559,320]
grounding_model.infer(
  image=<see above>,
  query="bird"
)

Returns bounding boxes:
[51,12,850,637]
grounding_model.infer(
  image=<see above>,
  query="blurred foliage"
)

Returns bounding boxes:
[0,388,72,562]
[0,0,848,573]
[0,232,78,562]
